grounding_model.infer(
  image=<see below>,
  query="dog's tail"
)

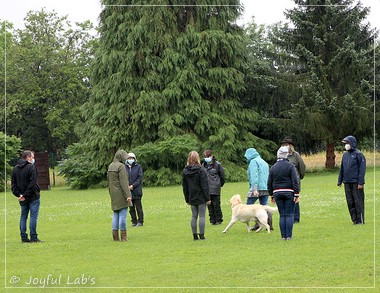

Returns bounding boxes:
[263,206,278,214]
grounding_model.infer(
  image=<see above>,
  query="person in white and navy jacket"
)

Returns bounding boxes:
[268,146,300,241]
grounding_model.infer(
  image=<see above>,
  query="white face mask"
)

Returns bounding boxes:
[204,157,212,163]
[344,144,351,151]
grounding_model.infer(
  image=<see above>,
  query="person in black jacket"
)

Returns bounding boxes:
[338,135,366,224]
[203,149,225,225]
[182,151,211,240]
[125,153,144,227]
[11,150,42,243]
[268,146,300,240]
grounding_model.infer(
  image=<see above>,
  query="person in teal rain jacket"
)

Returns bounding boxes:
[244,148,273,230]
[244,148,270,205]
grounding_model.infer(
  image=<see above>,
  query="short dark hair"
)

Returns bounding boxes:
[204,149,212,157]
[21,150,34,159]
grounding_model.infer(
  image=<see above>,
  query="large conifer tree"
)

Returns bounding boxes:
[78,0,264,185]
[275,0,376,167]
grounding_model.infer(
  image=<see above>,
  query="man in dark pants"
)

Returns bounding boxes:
[338,135,366,224]
[11,150,43,243]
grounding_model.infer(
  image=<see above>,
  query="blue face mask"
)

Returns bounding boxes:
[127,159,134,165]
[204,157,212,163]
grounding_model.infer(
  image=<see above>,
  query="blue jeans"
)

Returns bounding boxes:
[247,195,268,205]
[274,192,295,238]
[112,208,128,230]
[20,198,40,241]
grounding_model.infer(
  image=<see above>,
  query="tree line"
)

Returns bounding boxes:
[1,0,378,189]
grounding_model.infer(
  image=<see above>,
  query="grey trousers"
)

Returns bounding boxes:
[191,203,207,234]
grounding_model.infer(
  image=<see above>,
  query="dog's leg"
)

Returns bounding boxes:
[246,223,252,233]
[222,220,237,233]
[259,222,271,233]
[255,224,263,233]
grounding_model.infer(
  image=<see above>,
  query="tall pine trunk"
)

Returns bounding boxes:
[325,142,336,169]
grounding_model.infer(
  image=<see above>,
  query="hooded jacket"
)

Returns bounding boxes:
[244,148,269,192]
[107,150,132,211]
[338,136,366,185]
[182,165,210,206]
[11,159,40,202]
[202,156,225,195]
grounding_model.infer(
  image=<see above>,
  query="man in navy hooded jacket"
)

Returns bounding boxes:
[338,135,366,225]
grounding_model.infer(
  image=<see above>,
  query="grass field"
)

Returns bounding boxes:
[1,167,379,292]
[302,151,380,172]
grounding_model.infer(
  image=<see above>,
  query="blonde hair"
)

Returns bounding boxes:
[187,151,201,166]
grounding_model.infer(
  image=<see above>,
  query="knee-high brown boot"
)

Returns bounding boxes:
[267,212,274,230]
[121,230,127,241]
[112,230,120,241]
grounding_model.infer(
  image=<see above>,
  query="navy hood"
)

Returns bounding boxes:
[342,136,357,150]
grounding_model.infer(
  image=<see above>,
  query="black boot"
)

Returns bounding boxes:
[268,212,274,231]
[193,233,199,241]
[199,234,206,240]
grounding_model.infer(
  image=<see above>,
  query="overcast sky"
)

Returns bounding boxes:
[1,0,379,30]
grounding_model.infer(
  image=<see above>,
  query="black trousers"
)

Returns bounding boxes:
[344,183,365,224]
[129,199,144,224]
[207,194,223,224]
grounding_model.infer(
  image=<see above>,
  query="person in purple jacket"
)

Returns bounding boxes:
[338,135,366,225]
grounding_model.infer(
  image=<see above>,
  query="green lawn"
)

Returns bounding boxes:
[1,168,379,292]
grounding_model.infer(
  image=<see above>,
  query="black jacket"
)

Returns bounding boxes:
[338,136,366,185]
[11,159,40,202]
[267,159,300,196]
[202,157,225,195]
[182,165,210,205]
[126,162,143,199]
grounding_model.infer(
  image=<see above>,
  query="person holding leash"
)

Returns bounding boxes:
[338,135,366,225]
[244,148,273,230]
[182,151,210,240]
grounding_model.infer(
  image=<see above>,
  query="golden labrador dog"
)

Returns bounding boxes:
[222,194,278,234]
